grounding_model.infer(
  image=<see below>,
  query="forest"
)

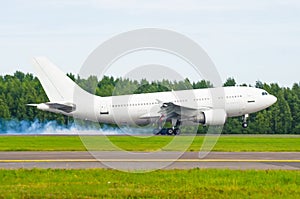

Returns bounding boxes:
[0,71,299,134]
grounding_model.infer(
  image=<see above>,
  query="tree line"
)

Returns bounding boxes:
[0,71,299,134]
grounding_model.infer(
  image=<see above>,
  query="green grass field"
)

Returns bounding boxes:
[0,169,299,198]
[0,135,299,151]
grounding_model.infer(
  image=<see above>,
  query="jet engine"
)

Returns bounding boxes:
[193,109,227,126]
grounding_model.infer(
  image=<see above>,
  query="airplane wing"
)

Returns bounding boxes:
[140,101,211,121]
[159,102,211,118]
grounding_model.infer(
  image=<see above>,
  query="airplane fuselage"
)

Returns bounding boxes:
[44,86,276,127]
[31,57,277,131]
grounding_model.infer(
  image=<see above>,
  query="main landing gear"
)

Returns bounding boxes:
[153,119,181,135]
[242,114,249,128]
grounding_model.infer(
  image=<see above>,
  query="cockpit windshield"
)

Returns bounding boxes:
[262,92,268,96]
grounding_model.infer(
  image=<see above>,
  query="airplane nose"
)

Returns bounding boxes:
[270,95,277,105]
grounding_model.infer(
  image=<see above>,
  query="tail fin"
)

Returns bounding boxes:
[32,57,89,102]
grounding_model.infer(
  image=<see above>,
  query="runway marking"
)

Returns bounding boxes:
[0,159,300,163]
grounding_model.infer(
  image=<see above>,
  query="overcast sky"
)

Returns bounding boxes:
[0,0,299,87]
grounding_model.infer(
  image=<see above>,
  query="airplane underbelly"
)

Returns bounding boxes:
[226,100,245,117]
[103,107,150,126]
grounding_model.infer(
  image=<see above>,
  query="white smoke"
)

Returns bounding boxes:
[0,119,152,135]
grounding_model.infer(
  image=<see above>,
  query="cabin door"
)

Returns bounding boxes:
[100,103,109,115]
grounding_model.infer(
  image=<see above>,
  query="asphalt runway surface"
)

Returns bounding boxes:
[0,151,299,170]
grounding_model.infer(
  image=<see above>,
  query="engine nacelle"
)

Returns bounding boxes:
[193,109,227,126]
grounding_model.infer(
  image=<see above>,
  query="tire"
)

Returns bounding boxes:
[174,128,181,135]
[242,122,248,128]
[167,128,174,135]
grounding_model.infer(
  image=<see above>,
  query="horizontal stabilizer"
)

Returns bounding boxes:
[27,102,76,113]
[45,102,76,113]
[26,104,38,107]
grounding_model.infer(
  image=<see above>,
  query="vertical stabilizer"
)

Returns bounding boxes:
[32,57,89,102]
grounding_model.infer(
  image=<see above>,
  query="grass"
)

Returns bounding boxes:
[0,169,299,198]
[0,135,299,151]
[0,136,86,151]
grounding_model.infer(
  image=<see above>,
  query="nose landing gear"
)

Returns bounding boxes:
[242,114,249,128]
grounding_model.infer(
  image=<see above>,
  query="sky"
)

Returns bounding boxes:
[0,0,299,87]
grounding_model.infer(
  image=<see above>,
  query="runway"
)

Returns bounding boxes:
[0,152,299,170]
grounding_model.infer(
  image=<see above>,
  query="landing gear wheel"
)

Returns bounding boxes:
[154,119,182,136]
[167,128,174,135]
[242,122,248,128]
[174,128,181,135]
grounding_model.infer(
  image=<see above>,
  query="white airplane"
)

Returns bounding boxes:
[29,57,277,135]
